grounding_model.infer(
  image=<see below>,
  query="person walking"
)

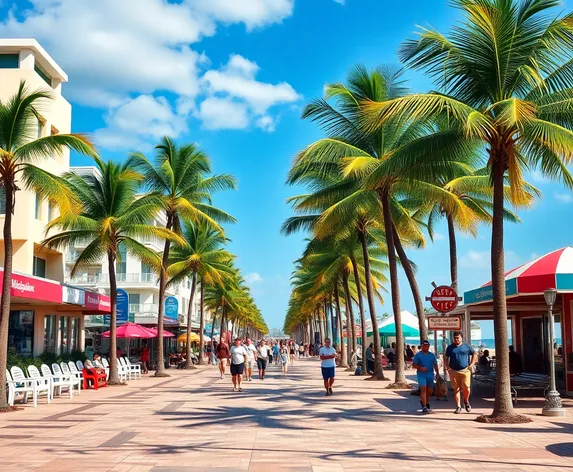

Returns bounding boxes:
[244,338,257,381]
[445,331,477,414]
[289,342,296,364]
[230,338,248,392]
[140,341,150,374]
[412,340,440,414]
[272,342,280,366]
[280,347,289,376]
[319,338,337,396]
[365,343,375,376]
[216,339,230,379]
[256,339,271,380]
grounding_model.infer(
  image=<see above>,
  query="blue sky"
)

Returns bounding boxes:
[2,0,573,336]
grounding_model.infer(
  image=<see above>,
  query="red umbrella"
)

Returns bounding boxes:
[145,327,175,337]
[102,322,155,338]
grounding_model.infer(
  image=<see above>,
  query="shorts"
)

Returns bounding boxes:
[230,363,245,376]
[417,372,435,388]
[450,368,471,390]
[321,366,335,381]
[247,359,255,369]
[257,359,268,370]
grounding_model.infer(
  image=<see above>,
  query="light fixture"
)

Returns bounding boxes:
[544,288,557,307]
[542,287,565,417]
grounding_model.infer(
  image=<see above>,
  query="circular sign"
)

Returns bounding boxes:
[430,285,459,313]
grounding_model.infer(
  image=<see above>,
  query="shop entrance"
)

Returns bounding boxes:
[522,316,544,373]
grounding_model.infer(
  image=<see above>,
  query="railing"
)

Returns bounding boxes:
[129,303,159,314]
[69,273,158,285]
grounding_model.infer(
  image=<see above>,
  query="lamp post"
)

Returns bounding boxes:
[542,288,565,417]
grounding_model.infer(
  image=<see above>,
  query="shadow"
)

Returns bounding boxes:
[547,442,573,457]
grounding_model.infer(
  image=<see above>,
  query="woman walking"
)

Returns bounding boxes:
[280,348,289,376]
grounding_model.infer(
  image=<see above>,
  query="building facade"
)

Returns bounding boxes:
[1,39,111,356]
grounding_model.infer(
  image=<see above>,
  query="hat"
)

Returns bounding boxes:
[422,340,430,345]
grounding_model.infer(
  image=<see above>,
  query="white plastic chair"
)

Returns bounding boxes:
[40,364,73,398]
[68,361,85,386]
[102,357,127,382]
[123,357,142,379]
[9,366,50,407]
[53,363,81,395]
[119,357,138,380]
[27,366,52,402]
[76,360,84,370]
[100,358,110,380]
[5,370,15,406]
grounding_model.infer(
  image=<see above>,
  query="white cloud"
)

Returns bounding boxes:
[333,0,346,4]
[196,97,250,130]
[529,169,549,184]
[433,232,445,241]
[256,115,277,132]
[0,0,300,148]
[555,193,573,204]
[460,250,520,271]
[245,272,263,284]
[94,95,188,150]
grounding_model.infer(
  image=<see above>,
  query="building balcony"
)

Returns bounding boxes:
[129,303,159,315]
[68,273,159,286]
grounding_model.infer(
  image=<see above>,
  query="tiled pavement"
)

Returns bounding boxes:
[1,358,573,471]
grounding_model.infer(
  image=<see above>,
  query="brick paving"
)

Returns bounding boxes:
[1,358,573,471]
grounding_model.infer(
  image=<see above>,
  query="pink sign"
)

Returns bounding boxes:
[0,270,62,304]
[84,292,111,313]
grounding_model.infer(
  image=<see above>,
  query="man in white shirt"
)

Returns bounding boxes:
[244,338,257,382]
[256,339,271,380]
[319,338,337,396]
[230,338,248,392]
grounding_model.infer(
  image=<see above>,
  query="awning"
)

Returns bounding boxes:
[366,310,420,337]
[464,247,573,305]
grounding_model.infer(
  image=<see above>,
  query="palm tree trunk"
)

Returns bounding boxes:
[447,213,458,293]
[342,271,357,364]
[210,310,217,342]
[0,183,15,408]
[358,230,386,380]
[334,285,348,367]
[324,299,331,339]
[219,307,226,343]
[351,255,368,376]
[380,190,407,387]
[489,156,522,421]
[198,282,206,365]
[107,249,120,384]
[329,293,336,344]
[185,273,197,368]
[318,311,325,343]
[392,225,428,343]
[155,215,173,378]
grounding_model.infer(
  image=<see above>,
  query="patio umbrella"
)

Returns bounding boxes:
[177,332,200,343]
[101,322,154,339]
[145,327,175,337]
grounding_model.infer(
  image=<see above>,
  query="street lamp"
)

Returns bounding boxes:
[542,288,565,417]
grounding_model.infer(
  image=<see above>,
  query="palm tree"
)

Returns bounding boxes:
[290,65,474,386]
[129,137,236,376]
[0,82,96,409]
[168,222,235,367]
[42,157,180,384]
[366,0,573,420]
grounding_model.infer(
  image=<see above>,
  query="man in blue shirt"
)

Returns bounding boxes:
[412,340,440,414]
[445,331,477,414]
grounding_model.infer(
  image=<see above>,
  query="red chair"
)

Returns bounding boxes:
[82,368,107,390]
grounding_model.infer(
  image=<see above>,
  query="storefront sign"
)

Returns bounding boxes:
[85,292,111,312]
[464,278,518,305]
[427,315,462,330]
[429,285,459,313]
[62,285,85,305]
[165,296,179,321]
[0,270,63,304]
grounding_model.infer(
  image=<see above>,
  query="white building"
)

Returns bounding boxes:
[64,166,203,331]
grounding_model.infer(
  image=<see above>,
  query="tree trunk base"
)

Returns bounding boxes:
[386,382,411,389]
[183,364,197,370]
[365,375,390,381]
[475,413,532,424]
[153,371,171,378]
[344,367,354,372]
[0,406,20,413]
[107,380,128,386]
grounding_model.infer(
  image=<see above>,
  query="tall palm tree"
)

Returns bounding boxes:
[168,222,235,367]
[129,137,236,376]
[291,65,474,386]
[0,82,96,409]
[42,157,180,384]
[366,0,573,421]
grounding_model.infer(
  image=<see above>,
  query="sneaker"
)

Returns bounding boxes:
[328,388,333,395]
[238,387,242,392]
[426,403,431,411]
[220,375,224,379]
[464,402,471,413]
[248,378,252,382]
[422,407,428,414]
[454,406,462,414]
[233,387,237,392]
[325,390,330,396]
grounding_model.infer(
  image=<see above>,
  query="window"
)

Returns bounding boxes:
[59,316,69,354]
[0,54,19,68]
[70,318,78,351]
[48,201,53,221]
[8,310,34,356]
[0,186,6,215]
[141,262,152,274]
[35,193,41,219]
[116,244,126,274]
[34,64,51,85]
[128,293,140,305]
[33,256,46,278]
[44,315,57,353]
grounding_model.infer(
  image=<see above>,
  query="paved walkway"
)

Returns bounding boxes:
[1,358,573,471]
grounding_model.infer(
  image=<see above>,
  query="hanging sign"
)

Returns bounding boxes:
[429,285,459,313]
[427,315,462,331]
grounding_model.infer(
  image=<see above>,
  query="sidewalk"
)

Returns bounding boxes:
[1,358,572,471]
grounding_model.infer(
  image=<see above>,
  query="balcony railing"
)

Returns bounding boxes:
[129,303,159,314]
[69,273,158,286]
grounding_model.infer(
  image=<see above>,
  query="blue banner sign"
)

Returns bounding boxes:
[104,288,129,325]
[165,296,179,321]
[464,278,517,305]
